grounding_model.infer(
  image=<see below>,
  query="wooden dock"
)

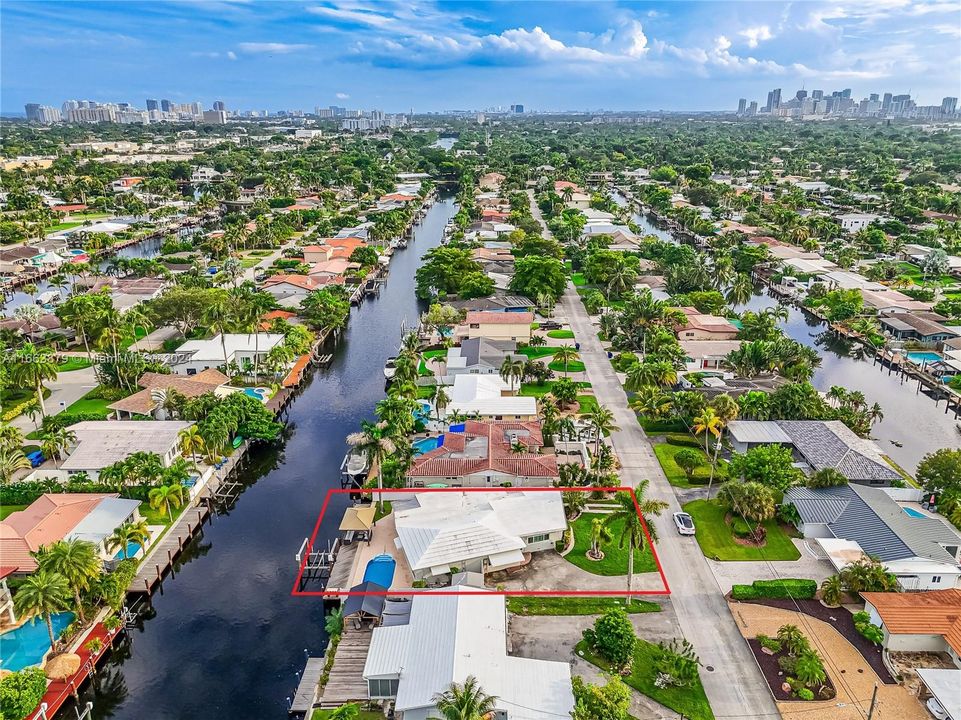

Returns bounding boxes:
[289,658,325,715]
[323,541,359,592]
[317,628,373,708]
[128,505,210,593]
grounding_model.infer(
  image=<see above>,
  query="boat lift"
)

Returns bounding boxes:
[295,538,338,585]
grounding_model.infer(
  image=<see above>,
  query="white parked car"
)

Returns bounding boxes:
[673,512,695,536]
[926,697,948,720]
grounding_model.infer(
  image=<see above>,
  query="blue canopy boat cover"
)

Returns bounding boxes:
[363,554,396,589]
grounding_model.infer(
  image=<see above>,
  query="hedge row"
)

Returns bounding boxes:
[0,479,154,506]
[731,578,817,601]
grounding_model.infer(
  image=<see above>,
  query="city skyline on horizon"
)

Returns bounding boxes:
[3,0,960,114]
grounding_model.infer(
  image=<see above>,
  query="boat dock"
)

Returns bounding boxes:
[316,628,373,709]
[288,657,325,715]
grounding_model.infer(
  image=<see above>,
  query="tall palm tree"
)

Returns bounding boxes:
[552,344,580,376]
[105,520,150,560]
[585,405,619,458]
[431,675,498,720]
[431,385,450,420]
[39,538,101,624]
[725,273,754,306]
[588,517,613,560]
[149,484,186,523]
[14,570,70,651]
[0,447,32,483]
[499,356,525,392]
[179,426,206,469]
[606,486,667,602]
[346,421,396,511]
[11,342,59,417]
[39,427,76,468]
[692,407,723,453]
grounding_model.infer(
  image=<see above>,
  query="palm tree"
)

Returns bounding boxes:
[431,675,498,720]
[346,421,396,511]
[588,517,613,560]
[149,484,186,523]
[692,407,723,453]
[552,344,580,376]
[725,273,754,306]
[431,385,450,420]
[39,538,101,624]
[0,446,32,483]
[179,426,206,469]
[606,487,667,602]
[13,570,70,652]
[39,427,76,468]
[499,356,525,393]
[10,343,58,417]
[585,405,619,458]
[105,520,150,560]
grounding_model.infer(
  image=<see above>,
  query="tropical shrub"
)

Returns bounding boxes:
[0,667,48,720]
[583,608,637,670]
[731,579,817,601]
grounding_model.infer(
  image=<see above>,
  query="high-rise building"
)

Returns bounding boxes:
[795,90,807,100]
[882,93,893,111]
[24,103,41,121]
[765,88,782,112]
[25,104,62,123]
[146,99,159,112]
[811,90,823,100]
[747,101,758,116]
[942,97,958,115]
[160,99,173,112]
[841,88,852,98]
[62,99,80,114]
[510,104,525,113]
[869,93,879,102]
[213,100,226,112]
[737,98,747,115]
[202,109,228,125]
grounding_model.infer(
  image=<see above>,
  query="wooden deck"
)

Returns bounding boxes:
[289,658,325,715]
[318,628,372,708]
[128,505,210,593]
[324,541,359,592]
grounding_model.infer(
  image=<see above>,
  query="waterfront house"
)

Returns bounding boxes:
[307,258,358,281]
[444,338,521,381]
[445,294,534,313]
[861,290,933,313]
[879,312,958,344]
[0,493,143,573]
[262,274,322,307]
[392,491,567,580]
[60,420,193,477]
[727,420,901,485]
[784,484,961,590]
[680,339,742,372]
[445,375,538,420]
[463,311,534,343]
[407,420,557,488]
[675,307,740,341]
[107,369,230,419]
[861,590,961,666]
[363,588,574,719]
[838,213,879,233]
[170,333,285,375]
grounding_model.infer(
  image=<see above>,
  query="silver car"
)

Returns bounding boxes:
[673,511,695,536]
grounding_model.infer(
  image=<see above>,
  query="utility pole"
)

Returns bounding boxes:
[867,683,879,720]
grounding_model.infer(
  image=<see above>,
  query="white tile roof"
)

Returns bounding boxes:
[61,421,192,471]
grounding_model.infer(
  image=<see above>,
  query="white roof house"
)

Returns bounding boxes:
[171,333,285,374]
[363,589,575,720]
[61,420,192,473]
[392,491,566,578]
[446,375,537,419]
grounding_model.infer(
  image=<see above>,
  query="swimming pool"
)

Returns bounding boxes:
[413,436,441,455]
[242,387,270,402]
[902,507,927,519]
[1,612,75,672]
[114,541,142,560]
[907,352,942,365]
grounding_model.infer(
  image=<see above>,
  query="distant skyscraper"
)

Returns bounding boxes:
[795,90,807,100]
[747,101,758,116]
[882,93,893,111]
[62,99,80,114]
[24,103,41,121]
[811,90,823,100]
[213,100,226,112]
[841,88,852,98]
[160,99,173,112]
[869,93,879,102]
[737,98,747,115]
[765,88,781,112]
[510,104,524,113]
[942,97,957,115]
[146,98,159,112]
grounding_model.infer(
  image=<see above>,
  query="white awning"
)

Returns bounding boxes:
[488,549,525,569]
[429,564,451,575]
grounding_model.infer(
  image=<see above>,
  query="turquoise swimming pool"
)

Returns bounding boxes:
[114,541,142,560]
[1,612,75,672]
[907,352,941,365]
[412,436,440,455]
[242,387,270,402]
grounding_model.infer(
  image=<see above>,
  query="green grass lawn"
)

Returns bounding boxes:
[547,329,575,339]
[312,709,383,720]
[576,638,715,720]
[416,385,435,400]
[517,346,559,359]
[575,395,599,414]
[63,389,115,417]
[565,512,657,576]
[0,504,27,521]
[239,257,262,269]
[247,249,274,257]
[519,381,592,397]
[137,501,175,526]
[549,359,586,373]
[418,349,447,376]
[897,262,957,286]
[507,596,660,615]
[636,413,688,433]
[57,357,93,373]
[653,442,725,489]
[572,272,587,286]
[682,499,800,561]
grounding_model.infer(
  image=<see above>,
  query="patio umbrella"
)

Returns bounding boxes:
[44,653,81,680]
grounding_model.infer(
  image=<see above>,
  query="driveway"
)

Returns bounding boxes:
[494,551,668,594]
[11,366,98,435]
[706,539,835,593]
[530,189,779,720]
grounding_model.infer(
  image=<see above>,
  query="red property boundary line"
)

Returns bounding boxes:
[291,486,671,598]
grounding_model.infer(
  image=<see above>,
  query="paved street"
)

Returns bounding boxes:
[10,365,98,435]
[528,190,779,719]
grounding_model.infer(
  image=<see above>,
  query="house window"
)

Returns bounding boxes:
[527,534,549,543]
[368,678,399,697]
[931,576,941,584]
[470,323,480,329]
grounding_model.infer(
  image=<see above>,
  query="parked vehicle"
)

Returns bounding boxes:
[926,698,948,720]
[672,511,695,536]
[26,450,45,468]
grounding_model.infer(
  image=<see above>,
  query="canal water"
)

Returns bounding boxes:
[614,190,958,471]
[69,192,458,719]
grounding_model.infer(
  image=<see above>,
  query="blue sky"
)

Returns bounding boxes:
[3,0,959,113]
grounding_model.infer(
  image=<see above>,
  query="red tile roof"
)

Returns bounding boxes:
[51,204,88,213]
[862,590,961,655]
[263,274,318,290]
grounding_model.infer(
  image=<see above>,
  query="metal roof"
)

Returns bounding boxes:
[61,421,193,471]
[916,669,961,719]
[727,421,792,444]
[68,498,141,545]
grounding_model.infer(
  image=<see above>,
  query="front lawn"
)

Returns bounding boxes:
[547,329,575,339]
[653,442,725,489]
[0,504,26,521]
[897,262,956,285]
[519,381,592,397]
[571,272,587,286]
[418,349,447,376]
[507,596,660,615]
[517,346,558,359]
[549,359,586,373]
[565,512,657,576]
[312,710,383,720]
[576,638,715,720]
[575,395,599,415]
[64,388,116,418]
[637,414,688,433]
[137,501,176,527]
[682,499,800,561]
[57,357,93,373]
